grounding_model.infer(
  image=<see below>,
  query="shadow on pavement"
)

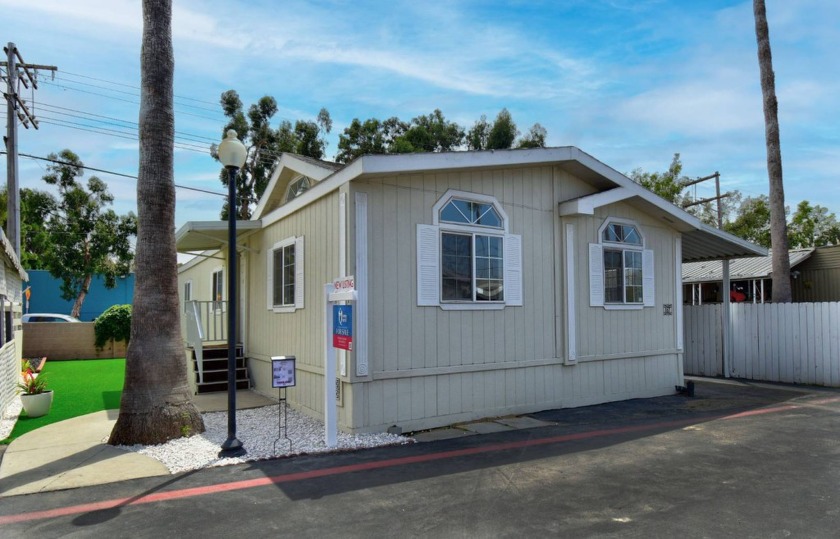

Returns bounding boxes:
[236,380,808,501]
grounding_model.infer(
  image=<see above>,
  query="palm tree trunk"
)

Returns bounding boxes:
[753,0,792,302]
[109,0,204,445]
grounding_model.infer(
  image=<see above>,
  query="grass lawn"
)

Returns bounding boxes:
[2,358,125,443]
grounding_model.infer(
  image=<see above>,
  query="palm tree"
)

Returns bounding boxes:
[109,0,204,445]
[753,0,792,302]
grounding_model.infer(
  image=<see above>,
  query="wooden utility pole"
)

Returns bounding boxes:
[1,42,57,256]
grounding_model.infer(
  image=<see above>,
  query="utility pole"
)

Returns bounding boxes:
[1,42,57,256]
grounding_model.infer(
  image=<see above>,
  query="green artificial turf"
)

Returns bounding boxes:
[2,358,125,443]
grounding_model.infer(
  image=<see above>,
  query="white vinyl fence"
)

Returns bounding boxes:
[684,302,840,387]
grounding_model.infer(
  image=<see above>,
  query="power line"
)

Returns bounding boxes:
[52,74,223,115]
[40,79,224,122]
[1,151,227,197]
[58,69,221,108]
[37,102,219,144]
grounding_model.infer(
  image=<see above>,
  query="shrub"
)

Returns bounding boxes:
[94,304,132,349]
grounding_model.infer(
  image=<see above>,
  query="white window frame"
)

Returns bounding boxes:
[267,236,305,313]
[590,218,654,310]
[418,190,522,311]
[211,267,225,313]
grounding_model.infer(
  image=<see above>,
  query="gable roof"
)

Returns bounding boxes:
[178,147,767,263]
[251,153,342,219]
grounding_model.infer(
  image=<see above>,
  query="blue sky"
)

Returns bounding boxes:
[2,0,838,231]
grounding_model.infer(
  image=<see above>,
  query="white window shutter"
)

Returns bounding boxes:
[504,234,523,306]
[417,225,440,306]
[266,248,274,310]
[643,248,655,307]
[589,243,604,307]
[295,236,305,309]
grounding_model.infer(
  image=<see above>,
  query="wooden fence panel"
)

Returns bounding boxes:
[684,302,840,387]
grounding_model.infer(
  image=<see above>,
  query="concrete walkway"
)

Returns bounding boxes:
[0,390,276,497]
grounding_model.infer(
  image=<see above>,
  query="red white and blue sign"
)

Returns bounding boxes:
[332,304,353,351]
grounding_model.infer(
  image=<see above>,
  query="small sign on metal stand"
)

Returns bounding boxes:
[271,356,296,455]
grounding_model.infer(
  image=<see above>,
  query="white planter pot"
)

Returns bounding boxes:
[20,390,53,418]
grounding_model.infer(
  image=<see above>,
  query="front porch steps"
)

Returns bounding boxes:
[189,343,250,394]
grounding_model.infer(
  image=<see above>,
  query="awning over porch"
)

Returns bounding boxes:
[175,220,262,252]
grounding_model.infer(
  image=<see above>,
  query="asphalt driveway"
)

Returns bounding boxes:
[1,378,838,538]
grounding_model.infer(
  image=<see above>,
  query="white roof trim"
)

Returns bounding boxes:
[240,147,765,262]
[252,154,341,219]
[559,187,632,216]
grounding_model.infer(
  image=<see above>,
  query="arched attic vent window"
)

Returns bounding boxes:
[284,176,312,204]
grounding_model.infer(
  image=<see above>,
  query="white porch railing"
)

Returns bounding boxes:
[185,300,228,384]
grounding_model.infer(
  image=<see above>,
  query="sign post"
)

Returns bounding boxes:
[323,276,356,447]
[271,356,295,454]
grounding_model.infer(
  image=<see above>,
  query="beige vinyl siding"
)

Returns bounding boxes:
[345,165,681,432]
[244,191,344,423]
[567,204,678,360]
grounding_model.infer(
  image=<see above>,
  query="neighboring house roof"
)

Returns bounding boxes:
[176,147,767,262]
[0,227,28,281]
[682,249,814,283]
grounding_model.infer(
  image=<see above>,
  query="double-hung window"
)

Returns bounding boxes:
[589,219,654,309]
[417,190,522,310]
[267,236,304,312]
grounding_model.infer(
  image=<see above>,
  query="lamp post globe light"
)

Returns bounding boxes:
[218,129,247,458]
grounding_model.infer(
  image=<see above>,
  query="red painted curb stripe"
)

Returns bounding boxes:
[0,400,820,525]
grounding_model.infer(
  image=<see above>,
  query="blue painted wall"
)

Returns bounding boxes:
[24,270,134,321]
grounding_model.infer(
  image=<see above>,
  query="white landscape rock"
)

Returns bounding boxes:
[116,405,413,474]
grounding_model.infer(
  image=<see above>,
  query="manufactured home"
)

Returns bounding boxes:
[0,228,28,418]
[176,147,764,433]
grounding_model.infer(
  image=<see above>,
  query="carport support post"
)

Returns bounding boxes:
[722,259,732,378]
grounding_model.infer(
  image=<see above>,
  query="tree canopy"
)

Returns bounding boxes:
[0,186,58,269]
[631,154,839,250]
[336,107,548,163]
[9,150,137,318]
[216,90,331,219]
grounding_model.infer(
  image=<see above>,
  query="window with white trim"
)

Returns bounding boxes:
[267,236,305,312]
[417,190,522,310]
[211,268,224,312]
[589,219,654,309]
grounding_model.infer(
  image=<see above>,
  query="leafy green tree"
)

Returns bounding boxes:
[466,115,490,150]
[35,150,137,318]
[396,109,465,153]
[0,186,57,269]
[109,0,205,445]
[629,153,688,205]
[487,108,518,150]
[217,90,331,218]
[787,200,840,248]
[517,123,548,149]
[724,195,773,248]
[336,118,390,163]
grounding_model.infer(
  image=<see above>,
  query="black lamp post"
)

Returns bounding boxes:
[217,129,247,458]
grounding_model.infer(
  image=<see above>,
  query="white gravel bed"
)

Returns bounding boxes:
[0,396,23,440]
[115,404,413,474]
